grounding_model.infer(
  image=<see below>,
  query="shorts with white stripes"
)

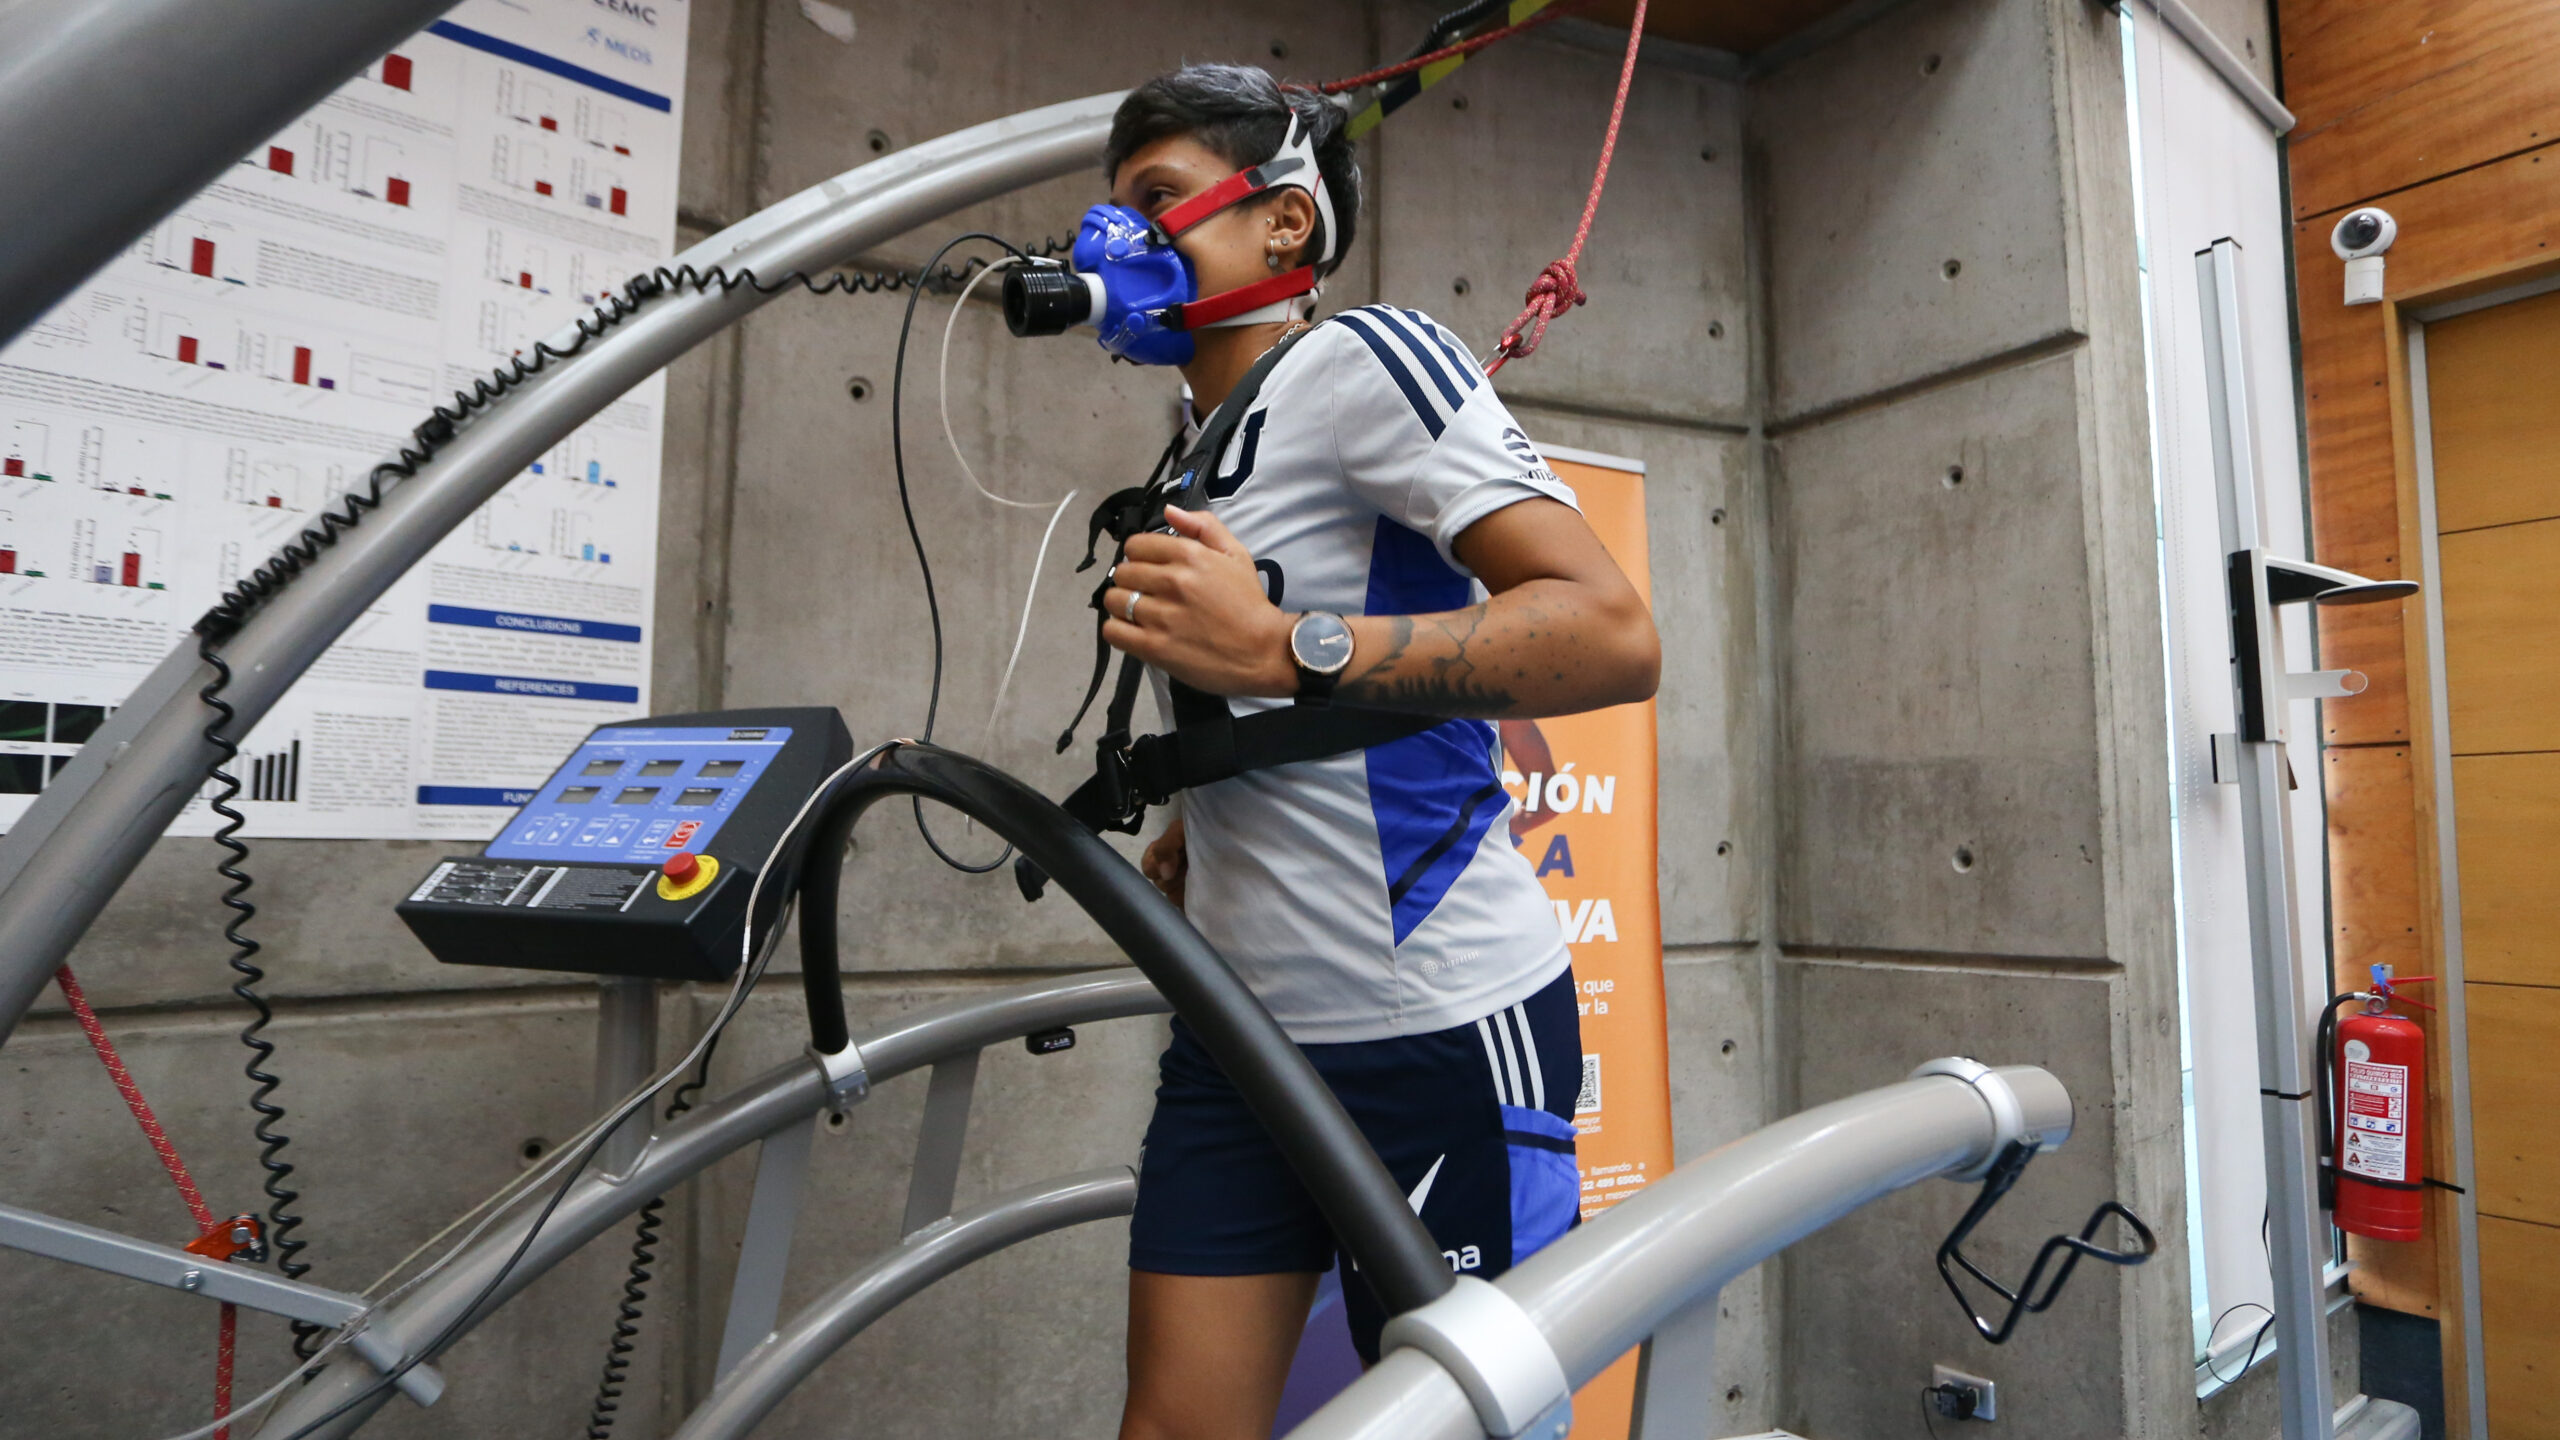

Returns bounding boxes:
[1128,964,1582,1361]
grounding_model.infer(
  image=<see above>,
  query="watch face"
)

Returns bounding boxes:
[1292,612,1354,675]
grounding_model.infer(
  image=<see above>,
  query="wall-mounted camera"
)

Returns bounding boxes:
[2330,207,2396,306]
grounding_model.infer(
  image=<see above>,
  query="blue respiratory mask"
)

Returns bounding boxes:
[1001,114,1339,366]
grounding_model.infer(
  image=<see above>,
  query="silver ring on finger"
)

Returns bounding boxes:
[1123,590,1143,624]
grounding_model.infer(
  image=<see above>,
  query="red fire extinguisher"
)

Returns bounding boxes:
[2321,965,2432,1242]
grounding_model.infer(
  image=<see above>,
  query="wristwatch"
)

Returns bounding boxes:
[1289,611,1355,707]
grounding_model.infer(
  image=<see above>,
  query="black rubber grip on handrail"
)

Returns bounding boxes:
[792,743,1456,1318]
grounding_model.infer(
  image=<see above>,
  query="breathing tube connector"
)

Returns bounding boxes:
[1003,261,1103,337]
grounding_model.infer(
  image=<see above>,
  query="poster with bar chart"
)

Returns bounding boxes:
[0,0,685,838]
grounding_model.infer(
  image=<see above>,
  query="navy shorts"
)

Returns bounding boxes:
[1129,966,1584,1360]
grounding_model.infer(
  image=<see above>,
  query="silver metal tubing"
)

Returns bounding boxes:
[0,1200,366,1328]
[0,91,1125,1046]
[253,969,1164,1439]
[0,0,456,346]
[1287,1066,2075,1440]
[671,1167,1138,1440]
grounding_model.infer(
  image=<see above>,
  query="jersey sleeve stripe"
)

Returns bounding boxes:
[1399,309,1482,392]
[1365,306,1468,412]
[1335,310,1447,440]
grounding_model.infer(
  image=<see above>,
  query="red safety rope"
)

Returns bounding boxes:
[1485,0,1648,373]
[55,965,238,1439]
[1315,0,1603,94]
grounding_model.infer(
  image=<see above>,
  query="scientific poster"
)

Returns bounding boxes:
[0,0,687,839]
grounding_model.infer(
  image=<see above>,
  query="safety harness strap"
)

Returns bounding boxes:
[1020,317,1448,900]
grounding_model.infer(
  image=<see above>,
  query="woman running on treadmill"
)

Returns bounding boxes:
[1083,64,1660,1440]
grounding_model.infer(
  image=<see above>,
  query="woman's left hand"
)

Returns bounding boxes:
[1100,506,1297,698]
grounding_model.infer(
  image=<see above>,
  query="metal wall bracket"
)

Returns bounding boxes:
[0,1201,443,1407]
[1379,1274,1573,1439]
[2285,668,2367,702]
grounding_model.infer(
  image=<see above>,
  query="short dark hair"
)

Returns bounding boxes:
[1105,64,1361,277]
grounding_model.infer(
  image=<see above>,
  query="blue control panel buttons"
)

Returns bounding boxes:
[486,725,792,864]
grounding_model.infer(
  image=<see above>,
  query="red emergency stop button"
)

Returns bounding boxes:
[656,850,718,901]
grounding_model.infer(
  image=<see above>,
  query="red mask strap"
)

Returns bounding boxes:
[1161,266,1320,331]
[1150,155,1311,243]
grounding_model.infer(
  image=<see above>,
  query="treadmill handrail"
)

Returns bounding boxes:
[1284,1064,2076,1440]
[250,967,1166,1439]
[0,91,1126,1046]
[793,743,1459,1320]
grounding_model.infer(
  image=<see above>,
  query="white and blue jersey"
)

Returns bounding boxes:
[1164,304,1576,1043]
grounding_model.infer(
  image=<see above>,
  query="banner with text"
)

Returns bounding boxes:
[1519,452,1671,1440]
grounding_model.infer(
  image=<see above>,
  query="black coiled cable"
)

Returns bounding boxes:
[183,237,1066,1363]
[198,640,323,1359]
[582,1197,664,1439]
[579,1043,722,1438]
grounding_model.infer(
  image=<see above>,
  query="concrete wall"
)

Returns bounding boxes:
[0,1,1771,1434]
[1749,0,2196,1436]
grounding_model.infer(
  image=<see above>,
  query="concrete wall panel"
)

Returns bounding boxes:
[1661,950,1778,1433]
[679,0,761,224]
[0,991,643,1438]
[1778,957,2127,1440]
[1754,0,2078,420]
[1511,406,1757,945]
[1663,950,1766,1163]
[751,0,1380,310]
[1774,351,2104,958]
[38,837,536,1013]
[1377,16,1749,423]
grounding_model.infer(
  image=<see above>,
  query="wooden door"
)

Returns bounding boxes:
[2429,285,2560,1438]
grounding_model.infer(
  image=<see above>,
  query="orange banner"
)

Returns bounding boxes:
[1507,452,1671,1439]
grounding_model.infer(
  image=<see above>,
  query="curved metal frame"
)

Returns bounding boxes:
[1285,1065,2077,1440]
[250,969,1169,1438]
[0,90,1128,1045]
[671,1167,1139,1440]
[793,744,1456,1317]
[0,0,458,346]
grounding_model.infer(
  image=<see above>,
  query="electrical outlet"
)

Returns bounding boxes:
[1931,1365,1997,1421]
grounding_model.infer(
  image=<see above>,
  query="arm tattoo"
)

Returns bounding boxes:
[1337,605,1524,717]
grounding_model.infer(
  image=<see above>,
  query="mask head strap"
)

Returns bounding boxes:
[1148,111,1339,272]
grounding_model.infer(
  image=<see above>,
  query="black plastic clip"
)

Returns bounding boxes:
[1935,1140,2159,1345]
[1024,1027,1076,1056]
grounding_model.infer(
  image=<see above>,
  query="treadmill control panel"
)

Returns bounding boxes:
[485,724,790,864]
[397,707,850,982]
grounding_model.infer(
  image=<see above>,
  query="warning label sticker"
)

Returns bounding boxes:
[2341,1059,2411,1182]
